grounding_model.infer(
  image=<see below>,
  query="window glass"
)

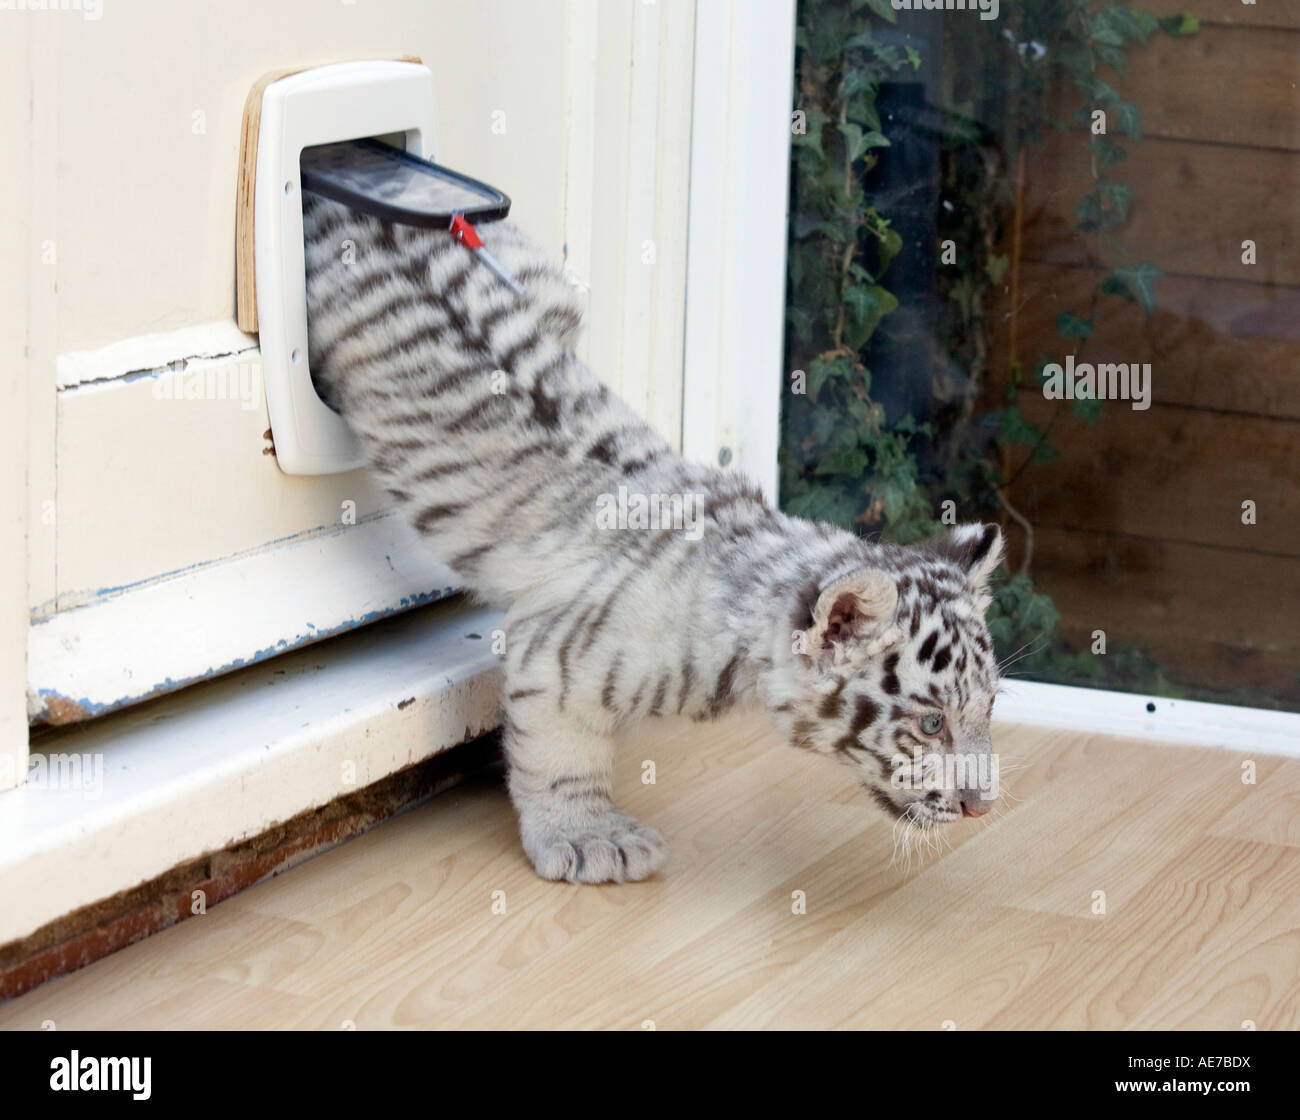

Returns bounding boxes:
[781,1,1299,712]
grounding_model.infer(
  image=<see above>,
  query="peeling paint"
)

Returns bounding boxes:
[63,349,260,392]
[32,590,458,726]
[55,320,259,391]
[35,692,99,725]
[30,514,467,728]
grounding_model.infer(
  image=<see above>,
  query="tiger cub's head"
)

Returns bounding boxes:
[781,523,1005,830]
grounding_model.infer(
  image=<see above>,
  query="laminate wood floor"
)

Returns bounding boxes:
[1,712,1296,1029]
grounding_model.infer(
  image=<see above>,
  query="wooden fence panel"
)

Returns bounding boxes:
[1008,391,1299,557]
[1011,262,1300,421]
[1022,134,1300,286]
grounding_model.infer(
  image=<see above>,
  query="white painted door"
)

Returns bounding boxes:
[10,0,698,749]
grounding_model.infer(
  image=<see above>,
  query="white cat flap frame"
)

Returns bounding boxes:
[253,60,438,474]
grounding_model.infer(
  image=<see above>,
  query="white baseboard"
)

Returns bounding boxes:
[995,679,1300,757]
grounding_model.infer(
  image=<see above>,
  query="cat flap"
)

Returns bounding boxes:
[299,138,512,228]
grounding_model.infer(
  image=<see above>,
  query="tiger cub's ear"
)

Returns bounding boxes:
[928,522,1004,600]
[801,568,899,666]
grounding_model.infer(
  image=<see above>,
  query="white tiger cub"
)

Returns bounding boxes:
[303,193,1005,884]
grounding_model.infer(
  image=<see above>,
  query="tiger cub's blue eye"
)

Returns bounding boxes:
[920,713,944,736]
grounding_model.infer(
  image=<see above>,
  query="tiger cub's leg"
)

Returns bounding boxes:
[502,686,668,884]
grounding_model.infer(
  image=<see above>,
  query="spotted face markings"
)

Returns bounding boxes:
[819,678,847,720]
[833,693,882,756]
[881,652,901,695]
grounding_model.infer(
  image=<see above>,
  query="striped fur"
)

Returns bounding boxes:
[303,194,1005,883]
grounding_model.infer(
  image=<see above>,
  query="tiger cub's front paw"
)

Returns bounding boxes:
[522,810,669,884]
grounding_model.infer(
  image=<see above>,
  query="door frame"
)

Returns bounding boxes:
[681,0,796,503]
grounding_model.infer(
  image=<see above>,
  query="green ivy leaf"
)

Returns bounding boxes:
[842,31,880,53]
[808,355,853,400]
[1159,13,1200,37]
[892,414,931,438]
[1076,193,1104,232]
[1111,101,1142,138]
[1128,6,1160,38]
[810,407,842,443]
[1031,440,1061,463]
[993,406,1044,448]
[855,96,883,133]
[815,443,872,478]
[837,122,890,163]
[1091,79,1122,106]
[1093,43,1128,75]
[837,122,867,163]
[852,0,899,23]
[843,284,880,318]
[807,20,844,66]
[847,35,894,65]
[871,285,900,315]
[1099,180,1134,224]
[841,66,878,100]
[1104,3,1157,44]
[1091,136,1128,171]
[845,388,874,422]
[1056,312,1094,340]
[1062,52,1098,94]
[1071,396,1104,423]
[793,144,825,182]
[1103,262,1163,314]
[1089,10,1127,47]
[820,218,851,244]
[987,254,1010,286]
[786,307,814,347]
[843,284,899,348]
[878,226,904,274]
